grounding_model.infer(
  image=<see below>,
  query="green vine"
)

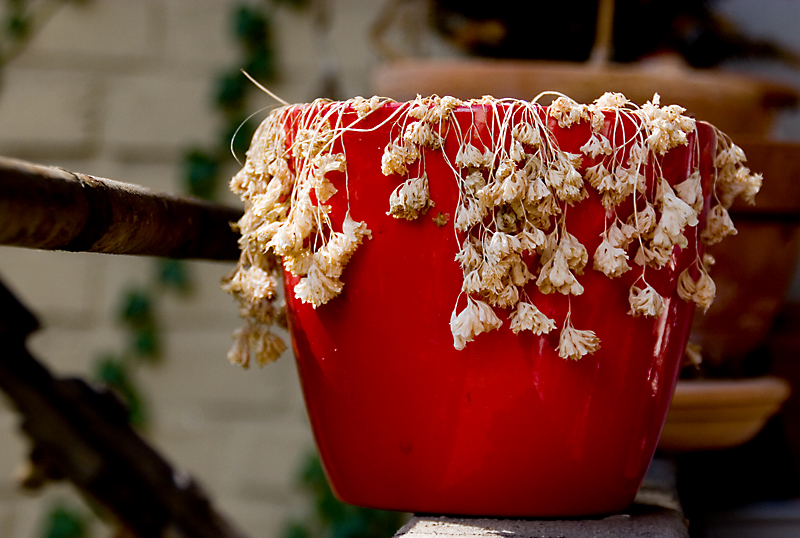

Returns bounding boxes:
[284,453,407,538]
[36,504,89,538]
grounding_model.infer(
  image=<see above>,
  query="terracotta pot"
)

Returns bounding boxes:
[278,102,718,516]
[373,59,797,138]
[659,377,791,453]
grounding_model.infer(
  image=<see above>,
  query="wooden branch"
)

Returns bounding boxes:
[0,155,243,261]
[0,278,249,538]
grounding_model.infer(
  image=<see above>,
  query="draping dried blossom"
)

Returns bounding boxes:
[628,284,666,318]
[594,234,631,278]
[388,173,433,220]
[558,315,601,361]
[450,297,503,350]
[225,91,759,367]
[509,300,556,335]
[700,204,738,245]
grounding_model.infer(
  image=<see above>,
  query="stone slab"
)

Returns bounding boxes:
[395,509,688,538]
[395,459,688,538]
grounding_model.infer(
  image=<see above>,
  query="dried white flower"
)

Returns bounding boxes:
[607,221,637,249]
[674,170,704,212]
[424,95,462,123]
[593,235,630,277]
[454,196,486,231]
[525,176,552,204]
[486,231,523,261]
[450,298,503,350]
[558,316,600,361]
[640,94,696,154]
[222,265,277,303]
[627,204,657,239]
[404,121,442,148]
[549,96,587,128]
[693,271,716,313]
[676,267,715,312]
[294,263,344,307]
[509,301,556,335]
[547,154,586,204]
[228,322,287,368]
[456,142,493,169]
[580,133,613,158]
[628,284,665,318]
[352,95,384,118]
[559,231,588,274]
[594,92,630,109]
[700,204,737,245]
[685,341,703,369]
[677,267,697,302]
[512,122,543,147]
[537,249,584,296]
[585,162,614,192]
[510,140,527,162]
[464,170,487,193]
[455,237,483,272]
[634,243,673,269]
[652,178,699,249]
[501,170,527,203]
[493,284,521,308]
[627,142,648,168]
[381,141,419,176]
[519,227,546,253]
[462,269,483,294]
[717,165,762,208]
[509,255,535,286]
[388,173,433,220]
[715,143,747,168]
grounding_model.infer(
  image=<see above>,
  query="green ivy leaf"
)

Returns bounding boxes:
[132,324,160,361]
[216,69,248,112]
[234,5,269,51]
[297,452,405,538]
[94,355,147,427]
[282,521,311,538]
[39,505,89,538]
[118,289,160,361]
[245,46,276,81]
[119,288,154,328]
[6,13,29,39]
[158,259,192,295]
[184,148,220,200]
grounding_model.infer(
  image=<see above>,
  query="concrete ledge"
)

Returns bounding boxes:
[395,459,688,538]
[396,507,688,538]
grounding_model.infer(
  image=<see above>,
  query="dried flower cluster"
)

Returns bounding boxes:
[224,92,761,367]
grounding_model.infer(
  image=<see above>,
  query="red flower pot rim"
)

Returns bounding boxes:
[223,91,761,368]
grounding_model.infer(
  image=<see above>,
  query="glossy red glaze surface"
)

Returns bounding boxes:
[282,103,716,516]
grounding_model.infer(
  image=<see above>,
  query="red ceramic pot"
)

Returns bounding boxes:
[282,103,716,516]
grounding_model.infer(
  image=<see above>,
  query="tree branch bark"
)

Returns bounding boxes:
[0,155,242,261]
[0,278,249,538]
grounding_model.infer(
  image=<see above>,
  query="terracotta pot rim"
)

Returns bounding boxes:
[671,376,791,408]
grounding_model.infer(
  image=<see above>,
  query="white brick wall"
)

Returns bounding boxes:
[0,68,97,158]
